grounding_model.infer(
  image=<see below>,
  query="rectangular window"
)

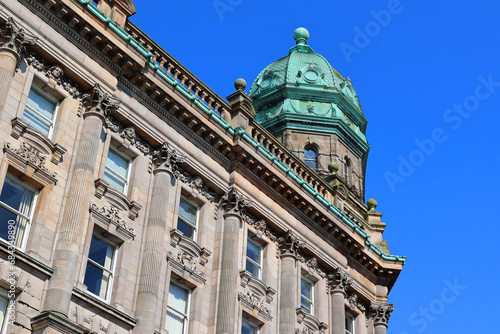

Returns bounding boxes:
[0,290,10,334]
[84,233,116,301]
[246,238,263,279]
[165,282,191,334]
[346,313,355,334]
[23,86,59,138]
[241,319,259,334]
[103,146,130,194]
[300,275,314,315]
[177,197,198,240]
[0,173,37,249]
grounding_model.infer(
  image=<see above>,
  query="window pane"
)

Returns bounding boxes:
[0,206,18,241]
[246,241,261,264]
[301,297,312,313]
[23,108,51,135]
[27,89,55,119]
[88,236,114,269]
[301,279,312,299]
[168,284,188,313]
[165,310,185,334]
[0,293,8,330]
[242,321,257,334]
[106,150,128,178]
[304,148,316,160]
[304,159,317,170]
[0,177,34,213]
[177,219,193,239]
[84,262,104,298]
[103,170,125,193]
[179,200,196,223]
[246,261,259,277]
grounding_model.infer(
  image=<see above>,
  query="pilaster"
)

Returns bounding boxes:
[277,230,305,334]
[134,142,185,333]
[328,268,351,334]
[216,188,251,334]
[43,84,119,316]
[0,17,36,111]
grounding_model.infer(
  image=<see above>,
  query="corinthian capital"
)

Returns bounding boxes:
[81,83,120,118]
[152,142,185,173]
[370,303,394,326]
[219,187,252,216]
[327,268,351,295]
[0,18,37,60]
[277,230,305,260]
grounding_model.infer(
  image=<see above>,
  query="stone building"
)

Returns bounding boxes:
[0,1,405,333]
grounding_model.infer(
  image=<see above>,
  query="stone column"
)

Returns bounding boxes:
[216,188,251,334]
[43,84,119,315]
[135,143,185,333]
[328,268,351,334]
[278,230,305,334]
[0,18,36,111]
[370,303,394,334]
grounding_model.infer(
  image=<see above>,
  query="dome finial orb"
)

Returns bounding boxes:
[293,27,309,45]
[234,78,247,91]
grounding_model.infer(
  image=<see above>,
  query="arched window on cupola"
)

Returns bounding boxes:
[304,146,318,171]
[344,157,351,184]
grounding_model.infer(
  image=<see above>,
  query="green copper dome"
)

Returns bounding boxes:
[249,28,368,145]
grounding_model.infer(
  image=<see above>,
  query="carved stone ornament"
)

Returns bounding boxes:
[370,303,394,326]
[0,17,37,59]
[241,211,277,241]
[296,308,328,334]
[24,53,81,97]
[327,268,352,295]
[277,230,305,260]
[104,116,151,155]
[151,142,186,173]
[348,293,366,312]
[167,250,207,285]
[3,142,57,186]
[238,291,272,321]
[174,167,218,203]
[80,83,120,117]
[90,203,135,242]
[305,257,326,278]
[219,187,252,216]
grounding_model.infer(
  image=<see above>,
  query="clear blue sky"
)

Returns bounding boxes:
[131,1,500,333]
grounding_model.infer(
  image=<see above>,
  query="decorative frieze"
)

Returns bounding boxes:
[219,187,252,216]
[241,211,277,241]
[174,167,218,203]
[104,117,151,155]
[277,230,305,260]
[151,142,185,173]
[80,83,120,117]
[327,268,352,295]
[238,291,272,322]
[3,141,57,185]
[89,203,135,242]
[370,303,394,326]
[0,17,37,60]
[24,53,81,97]
[305,257,326,278]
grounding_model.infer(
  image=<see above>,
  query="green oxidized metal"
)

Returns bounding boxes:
[249,28,369,149]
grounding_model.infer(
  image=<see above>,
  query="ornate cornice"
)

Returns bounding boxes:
[238,291,272,322]
[105,116,151,155]
[327,268,351,295]
[151,142,185,174]
[241,211,277,241]
[219,187,252,216]
[370,303,394,326]
[80,83,120,118]
[277,230,305,260]
[89,203,135,242]
[24,53,81,97]
[0,17,37,62]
